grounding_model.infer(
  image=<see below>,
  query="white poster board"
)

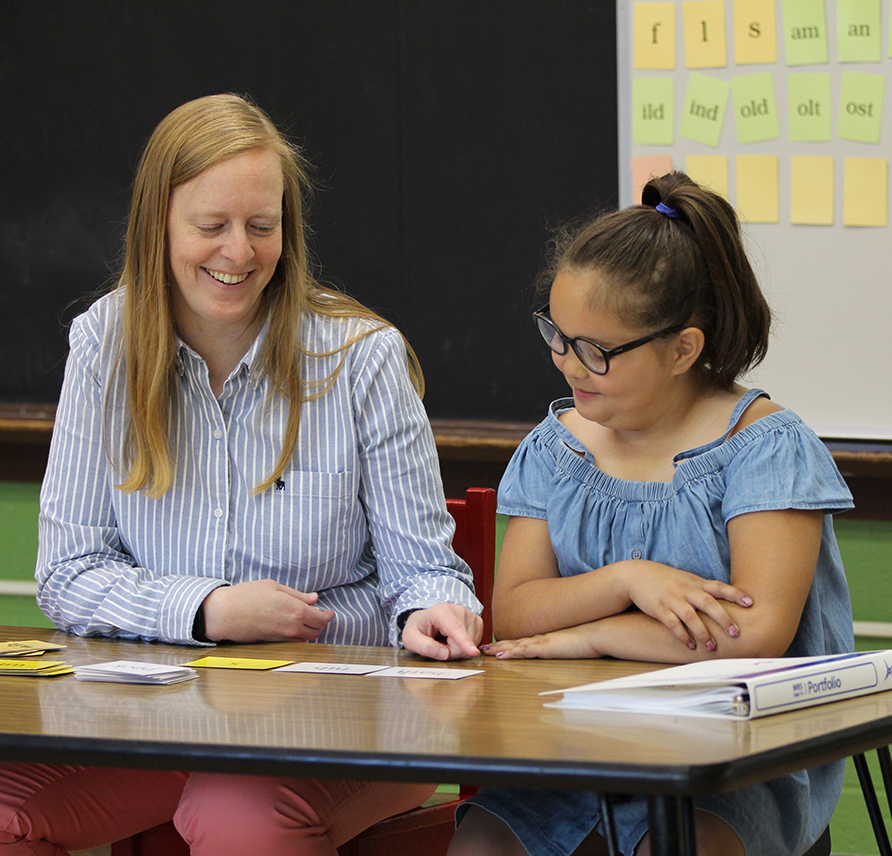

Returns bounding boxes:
[617,0,892,439]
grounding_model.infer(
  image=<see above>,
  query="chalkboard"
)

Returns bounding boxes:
[0,1,617,423]
[618,0,892,440]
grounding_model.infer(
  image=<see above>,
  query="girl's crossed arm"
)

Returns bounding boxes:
[492,515,755,654]
[489,508,821,663]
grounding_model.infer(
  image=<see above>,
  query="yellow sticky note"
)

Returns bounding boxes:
[635,2,676,69]
[686,154,729,199]
[781,0,829,66]
[843,158,887,226]
[736,155,779,223]
[788,73,832,141]
[631,155,674,203]
[790,156,834,224]
[837,0,881,63]
[679,73,730,147]
[683,1,728,68]
[184,656,295,670]
[733,0,778,64]
[633,77,675,145]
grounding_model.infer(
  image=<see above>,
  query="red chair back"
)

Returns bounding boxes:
[446,487,497,645]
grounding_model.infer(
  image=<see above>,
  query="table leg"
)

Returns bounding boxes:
[647,795,695,856]
[600,794,621,856]
[854,753,892,856]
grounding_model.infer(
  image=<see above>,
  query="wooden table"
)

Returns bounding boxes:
[3,626,892,856]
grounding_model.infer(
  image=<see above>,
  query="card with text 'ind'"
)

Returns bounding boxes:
[679,73,730,147]
[369,667,484,680]
[184,656,295,670]
[275,662,391,675]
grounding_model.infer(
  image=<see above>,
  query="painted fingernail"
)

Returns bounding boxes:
[742,596,753,606]
[496,651,505,658]
[728,625,739,637]
[479,644,491,651]
[706,640,716,651]
[687,641,696,650]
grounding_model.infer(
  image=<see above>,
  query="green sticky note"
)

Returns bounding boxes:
[633,77,675,145]
[837,0,881,63]
[781,0,829,66]
[787,73,832,141]
[837,71,884,143]
[679,73,730,147]
[889,3,892,59]
[731,72,779,143]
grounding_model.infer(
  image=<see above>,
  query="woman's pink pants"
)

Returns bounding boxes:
[0,762,436,855]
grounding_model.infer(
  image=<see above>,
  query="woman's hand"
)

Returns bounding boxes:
[401,604,483,661]
[201,579,336,643]
[481,625,602,660]
[621,562,753,652]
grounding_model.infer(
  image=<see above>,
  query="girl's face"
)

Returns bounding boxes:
[548,268,682,430]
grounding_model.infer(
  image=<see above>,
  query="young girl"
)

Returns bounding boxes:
[448,172,853,856]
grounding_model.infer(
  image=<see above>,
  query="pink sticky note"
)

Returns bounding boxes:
[631,155,674,203]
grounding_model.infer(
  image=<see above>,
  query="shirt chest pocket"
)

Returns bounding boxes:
[260,470,356,572]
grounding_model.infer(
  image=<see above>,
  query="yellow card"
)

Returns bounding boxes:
[791,156,834,225]
[837,0,881,63]
[635,2,676,69]
[686,154,729,199]
[184,656,295,670]
[736,155,779,223]
[0,640,67,656]
[683,1,727,68]
[733,0,777,64]
[781,0,829,66]
[0,659,73,677]
[631,155,674,203]
[843,158,887,227]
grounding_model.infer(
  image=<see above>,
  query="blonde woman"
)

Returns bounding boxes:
[0,94,482,855]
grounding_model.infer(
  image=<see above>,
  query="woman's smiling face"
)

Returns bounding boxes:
[166,146,284,346]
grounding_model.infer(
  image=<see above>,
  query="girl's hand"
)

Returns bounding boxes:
[481,625,602,660]
[623,562,753,652]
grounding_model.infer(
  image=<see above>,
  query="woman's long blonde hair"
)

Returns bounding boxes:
[115,93,422,497]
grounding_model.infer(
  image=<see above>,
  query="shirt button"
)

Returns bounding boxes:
[631,549,642,560]
[214,508,223,518]
[213,429,223,439]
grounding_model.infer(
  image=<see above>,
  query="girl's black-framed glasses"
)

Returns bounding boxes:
[533,306,683,376]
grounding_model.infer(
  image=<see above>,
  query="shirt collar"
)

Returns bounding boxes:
[175,317,270,390]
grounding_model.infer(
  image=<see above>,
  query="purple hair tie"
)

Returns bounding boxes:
[655,201,680,219]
